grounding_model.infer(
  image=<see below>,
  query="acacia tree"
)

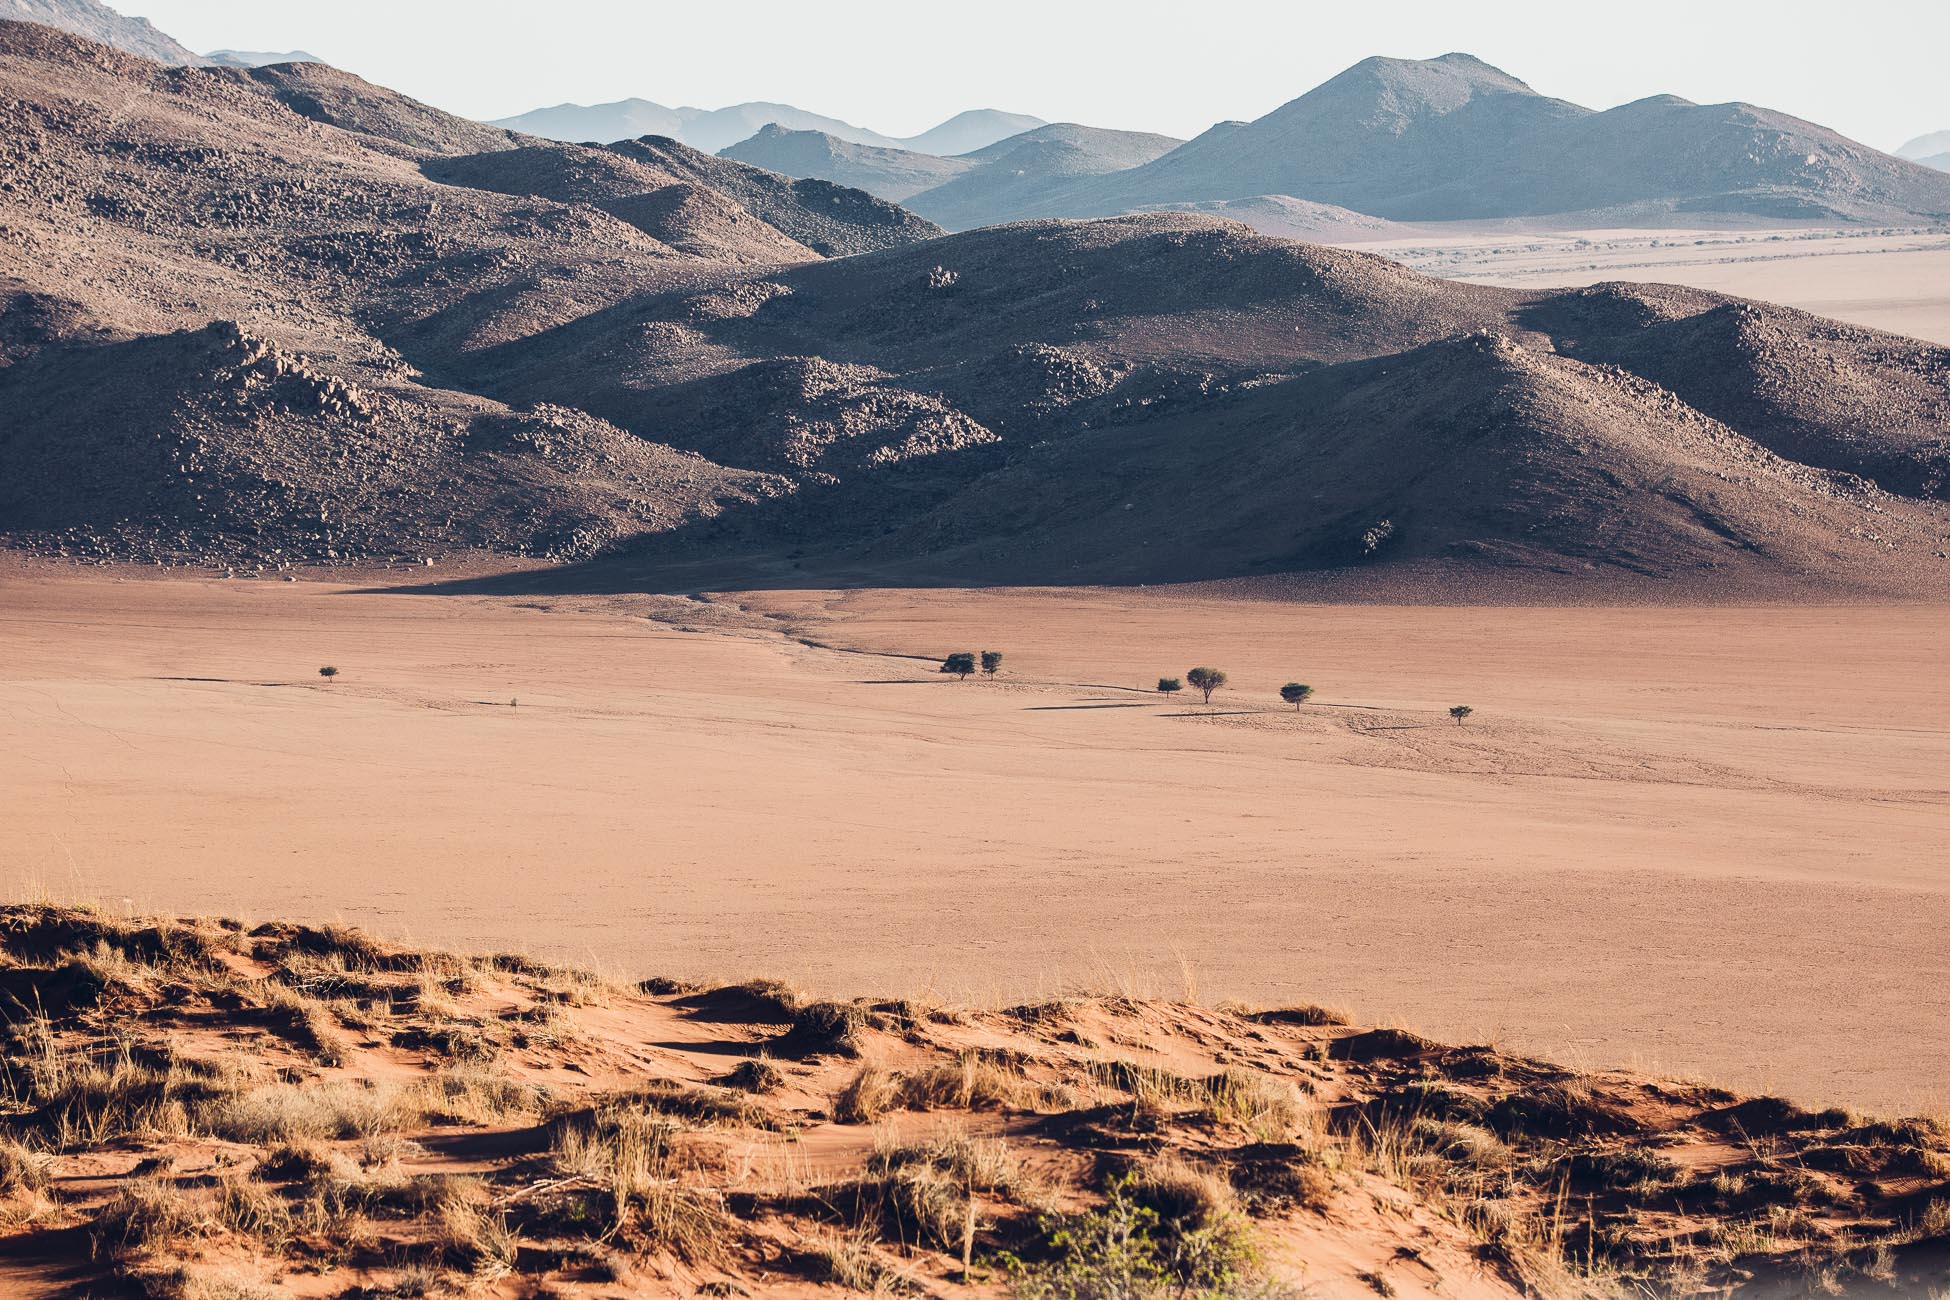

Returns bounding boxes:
[1186,667,1227,705]
[1157,677,1183,698]
[1280,683,1314,710]
[318,666,339,683]
[942,652,977,680]
[1450,705,1474,727]
[981,651,1004,678]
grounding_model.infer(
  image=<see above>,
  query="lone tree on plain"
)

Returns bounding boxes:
[1281,683,1315,710]
[980,651,1004,678]
[1450,705,1474,727]
[1186,667,1228,705]
[318,666,339,683]
[1157,677,1183,698]
[942,652,977,681]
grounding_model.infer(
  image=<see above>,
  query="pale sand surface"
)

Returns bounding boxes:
[3,572,1947,1112]
[1367,228,1950,345]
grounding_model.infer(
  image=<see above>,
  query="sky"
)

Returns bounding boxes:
[127,0,1948,151]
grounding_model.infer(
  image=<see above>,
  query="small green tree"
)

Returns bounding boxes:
[942,652,977,680]
[318,666,339,682]
[1450,705,1474,727]
[981,650,1004,678]
[1185,667,1227,705]
[1157,677,1183,698]
[1280,683,1314,710]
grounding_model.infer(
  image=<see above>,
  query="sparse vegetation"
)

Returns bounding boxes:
[2,903,1944,1298]
[1008,1171,1263,1300]
[1186,667,1228,704]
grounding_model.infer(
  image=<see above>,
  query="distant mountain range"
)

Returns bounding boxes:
[490,98,1044,157]
[1898,131,1950,173]
[720,53,1950,232]
[723,122,1186,230]
[27,0,1949,232]
[205,49,323,69]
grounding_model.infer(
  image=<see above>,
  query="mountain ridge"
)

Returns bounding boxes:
[492,98,1043,157]
[1018,53,1950,225]
[0,0,198,63]
[2,18,1947,600]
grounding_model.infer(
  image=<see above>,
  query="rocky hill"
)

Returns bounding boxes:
[1,904,1946,1299]
[2,20,1947,597]
[0,20,924,569]
[603,135,944,256]
[720,124,971,202]
[439,213,1950,595]
[0,0,197,63]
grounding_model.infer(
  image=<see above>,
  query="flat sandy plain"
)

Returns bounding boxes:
[1373,227,1950,345]
[3,569,1947,1115]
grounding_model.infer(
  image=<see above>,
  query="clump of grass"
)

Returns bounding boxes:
[776,1000,874,1057]
[434,1185,522,1281]
[838,1146,972,1252]
[1486,1081,1641,1140]
[876,1131,1027,1199]
[835,1065,900,1125]
[809,1227,912,1292]
[0,1137,52,1196]
[416,1062,541,1124]
[547,1101,737,1263]
[200,1079,415,1144]
[92,1177,203,1261]
[257,982,351,1066]
[4,1033,219,1150]
[1407,1117,1512,1171]
[391,1017,502,1064]
[1561,1146,1681,1192]
[555,1080,775,1133]
[212,1177,293,1252]
[1249,1005,1351,1028]
[1203,1071,1301,1140]
[1094,1061,1300,1140]
[896,1052,1028,1112]
[719,1058,785,1093]
[533,968,612,1008]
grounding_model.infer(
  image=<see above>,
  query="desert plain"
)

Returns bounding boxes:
[3,568,1945,1117]
[1385,226,1950,345]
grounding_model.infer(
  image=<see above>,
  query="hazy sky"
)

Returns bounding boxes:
[128,1,1946,150]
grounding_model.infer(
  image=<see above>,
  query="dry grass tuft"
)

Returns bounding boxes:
[808,1226,914,1293]
[212,1177,294,1251]
[92,1177,204,1260]
[547,1099,740,1263]
[834,1065,900,1125]
[719,1057,785,1093]
[896,1051,1028,1112]
[416,1061,542,1124]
